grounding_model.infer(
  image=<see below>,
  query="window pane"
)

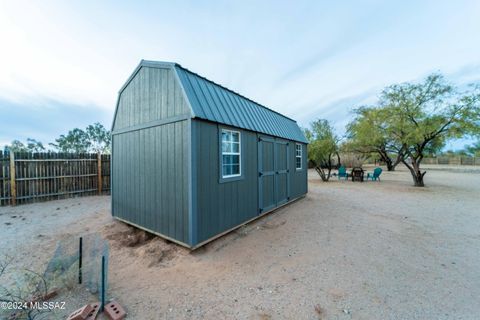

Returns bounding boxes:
[296,157,301,169]
[231,132,239,142]
[232,143,239,153]
[222,141,228,152]
[231,155,239,165]
[223,164,231,176]
[223,155,231,165]
[231,164,240,175]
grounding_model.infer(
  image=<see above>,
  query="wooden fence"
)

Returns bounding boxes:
[422,156,479,166]
[0,152,110,206]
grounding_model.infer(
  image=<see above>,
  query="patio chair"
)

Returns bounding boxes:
[338,165,348,180]
[366,167,383,181]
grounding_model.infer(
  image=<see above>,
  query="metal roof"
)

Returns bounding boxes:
[174,64,308,143]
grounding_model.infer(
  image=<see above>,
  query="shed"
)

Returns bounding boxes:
[111,60,308,249]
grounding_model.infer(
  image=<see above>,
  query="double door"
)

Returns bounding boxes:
[258,136,290,213]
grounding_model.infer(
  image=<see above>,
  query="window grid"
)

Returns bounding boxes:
[296,144,302,170]
[221,129,241,178]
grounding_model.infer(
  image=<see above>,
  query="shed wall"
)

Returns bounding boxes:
[112,120,190,244]
[113,66,191,131]
[290,143,308,199]
[192,119,307,246]
[112,65,191,245]
[192,120,258,245]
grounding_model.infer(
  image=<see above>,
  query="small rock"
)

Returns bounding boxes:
[5,222,12,225]
[11,215,17,218]
[56,207,60,210]
[343,309,350,314]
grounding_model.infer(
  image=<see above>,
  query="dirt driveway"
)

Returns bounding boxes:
[1,166,479,319]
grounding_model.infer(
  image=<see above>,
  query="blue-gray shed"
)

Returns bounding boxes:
[111,60,308,248]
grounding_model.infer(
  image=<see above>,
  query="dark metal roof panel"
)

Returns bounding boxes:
[174,65,308,143]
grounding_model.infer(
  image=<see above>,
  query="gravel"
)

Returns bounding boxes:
[1,165,479,319]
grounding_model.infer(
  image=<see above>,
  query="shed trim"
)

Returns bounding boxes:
[218,125,246,183]
[112,113,191,135]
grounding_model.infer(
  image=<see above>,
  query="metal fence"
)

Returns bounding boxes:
[0,151,110,206]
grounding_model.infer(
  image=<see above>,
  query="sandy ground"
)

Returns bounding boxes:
[1,165,480,320]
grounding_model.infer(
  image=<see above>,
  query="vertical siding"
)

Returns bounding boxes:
[113,66,191,131]
[112,121,190,244]
[192,120,258,245]
[112,64,191,246]
[290,143,308,198]
[192,120,308,246]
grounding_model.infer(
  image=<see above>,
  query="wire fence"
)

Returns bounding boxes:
[0,151,110,206]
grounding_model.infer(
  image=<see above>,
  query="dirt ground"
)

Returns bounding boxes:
[1,165,480,320]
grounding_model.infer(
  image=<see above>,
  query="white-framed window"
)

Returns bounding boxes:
[221,129,241,178]
[295,143,302,170]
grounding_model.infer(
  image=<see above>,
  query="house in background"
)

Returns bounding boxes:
[111,60,308,249]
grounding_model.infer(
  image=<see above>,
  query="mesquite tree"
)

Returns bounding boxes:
[381,74,480,186]
[347,107,405,171]
[304,119,340,181]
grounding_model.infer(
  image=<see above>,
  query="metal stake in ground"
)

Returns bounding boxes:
[78,237,83,284]
[101,255,106,312]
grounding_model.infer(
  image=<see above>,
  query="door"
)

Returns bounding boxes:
[258,136,290,213]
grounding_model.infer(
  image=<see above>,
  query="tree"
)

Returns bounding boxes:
[380,74,480,186]
[86,123,111,153]
[346,107,405,171]
[4,139,45,153]
[50,123,111,153]
[26,138,45,152]
[305,119,340,181]
[4,140,28,153]
[464,140,480,156]
[50,128,91,153]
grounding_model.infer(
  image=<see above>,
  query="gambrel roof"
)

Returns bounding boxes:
[117,60,308,143]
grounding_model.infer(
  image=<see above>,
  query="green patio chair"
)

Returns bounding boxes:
[367,167,382,181]
[338,165,348,180]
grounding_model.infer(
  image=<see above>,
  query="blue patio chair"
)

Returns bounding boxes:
[338,165,348,180]
[366,167,382,181]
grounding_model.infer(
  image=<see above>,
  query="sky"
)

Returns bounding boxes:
[0,0,479,150]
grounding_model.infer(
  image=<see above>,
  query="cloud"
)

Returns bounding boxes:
[0,96,112,148]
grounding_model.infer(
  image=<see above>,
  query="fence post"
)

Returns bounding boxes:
[97,153,102,195]
[9,152,16,206]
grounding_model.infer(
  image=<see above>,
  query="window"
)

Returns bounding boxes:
[221,129,241,178]
[295,144,302,170]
